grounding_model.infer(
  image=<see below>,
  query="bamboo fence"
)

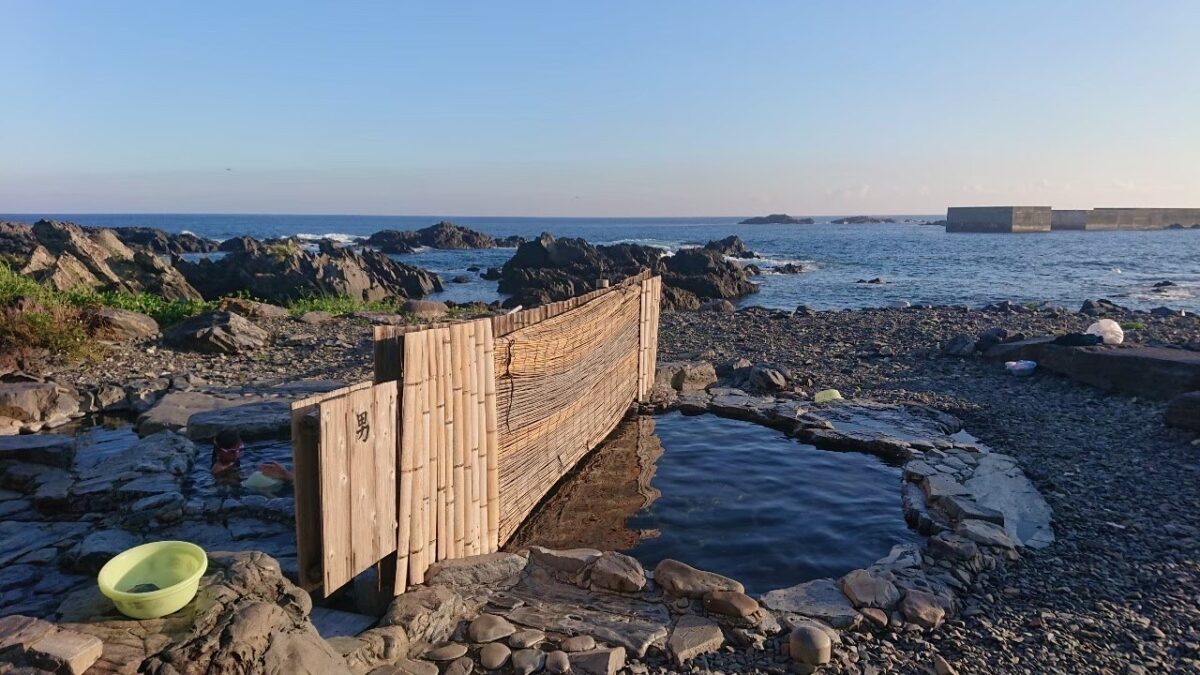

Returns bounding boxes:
[291,273,662,595]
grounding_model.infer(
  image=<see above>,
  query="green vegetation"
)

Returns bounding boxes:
[65,289,217,326]
[1121,320,1147,331]
[0,264,94,359]
[286,294,407,317]
[1,262,216,326]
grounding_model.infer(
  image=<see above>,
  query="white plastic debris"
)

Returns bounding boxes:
[814,389,843,403]
[1085,319,1125,345]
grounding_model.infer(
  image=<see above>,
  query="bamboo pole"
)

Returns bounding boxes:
[439,327,455,561]
[395,337,417,592]
[424,329,437,568]
[451,322,468,558]
[409,331,429,584]
[482,319,500,552]
[463,320,480,555]
[434,327,448,561]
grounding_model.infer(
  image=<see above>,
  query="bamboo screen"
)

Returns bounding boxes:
[292,274,661,596]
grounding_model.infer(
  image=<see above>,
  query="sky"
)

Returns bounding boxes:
[2,1,1199,217]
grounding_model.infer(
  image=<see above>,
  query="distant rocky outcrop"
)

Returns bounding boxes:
[702,236,757,259]
[832,216,896,224]
[175,237,442,304]
[738,214,815,225]
[365,221,523,254]
[10,220,203,300]
[101,227,218,254]
[497,233,757,310]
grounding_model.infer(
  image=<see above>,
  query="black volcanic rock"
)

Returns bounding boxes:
[176,238,442,303]
[663,248,759,300]
[738,214,814,225]
[218,236,262,253]
[366,221,498,253]
[497,233,758,310]
[703,235,758,259]
[0,222,37,260]
[832,216,896,224]
[104,227,219,254]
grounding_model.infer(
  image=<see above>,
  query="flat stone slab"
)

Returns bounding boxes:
[760,578,861,630]
[503,568,670,657]
[187,400,292,441]
[136,391,242,436]
[964,454,1054,548]
[0,434,75,468]
[0,521,89,567]
[986,339,1200,400]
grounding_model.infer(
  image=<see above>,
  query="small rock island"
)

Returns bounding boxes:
[831,216,897,224]
[737,214,815,225]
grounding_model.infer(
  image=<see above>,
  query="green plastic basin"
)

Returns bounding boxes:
[97,541,208,619]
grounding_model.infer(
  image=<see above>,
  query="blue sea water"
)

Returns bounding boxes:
[4,212,1198,312]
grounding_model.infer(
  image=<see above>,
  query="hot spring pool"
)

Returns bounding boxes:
[510,412,919,595]
[72,422,295,500]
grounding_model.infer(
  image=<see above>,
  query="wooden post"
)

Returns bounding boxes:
[290,399,323,592]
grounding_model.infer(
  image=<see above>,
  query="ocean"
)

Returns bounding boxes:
[3,213,1197,313]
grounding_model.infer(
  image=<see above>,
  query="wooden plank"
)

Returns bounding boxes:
[290,399,323,591]
[319,393,352,592]
[346,385,377,578]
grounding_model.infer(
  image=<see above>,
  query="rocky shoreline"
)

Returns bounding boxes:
[2,244,1199,674]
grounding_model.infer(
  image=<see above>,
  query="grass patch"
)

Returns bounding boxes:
[63,289,216,326]
[286,295,405,317]
[1121,320,1147,331]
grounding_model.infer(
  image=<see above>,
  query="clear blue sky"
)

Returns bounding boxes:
[3,1,1198,216]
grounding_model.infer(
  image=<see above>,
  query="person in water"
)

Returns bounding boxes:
[210,429,244,476]
[211,430,294,482]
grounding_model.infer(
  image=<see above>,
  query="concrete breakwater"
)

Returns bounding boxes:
[946,206,1200,233]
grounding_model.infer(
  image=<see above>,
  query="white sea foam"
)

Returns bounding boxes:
[295,232,365,244]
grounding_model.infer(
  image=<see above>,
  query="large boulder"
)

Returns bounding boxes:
[497,233,756,309]
[90,307,160,341]
[1165,391,1200,432]
[498,233,663,308]
[21,220,202,299]
[32,219,130,287]
[0,382,80,435]
[176,239,442,304]
[662,248,758,301]
[59,551,351,675]
[163,311,269,354]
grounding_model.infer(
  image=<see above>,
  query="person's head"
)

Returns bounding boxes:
[214,429,242,451]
